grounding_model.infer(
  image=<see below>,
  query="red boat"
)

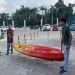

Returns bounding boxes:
[14,44,64,61]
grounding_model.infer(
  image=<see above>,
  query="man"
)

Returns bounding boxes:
[59,18,72,74]
[6,25,14,55]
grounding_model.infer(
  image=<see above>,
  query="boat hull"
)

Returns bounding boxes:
[14,44,64,61]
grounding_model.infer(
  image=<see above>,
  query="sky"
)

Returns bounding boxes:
[0,0,75,14]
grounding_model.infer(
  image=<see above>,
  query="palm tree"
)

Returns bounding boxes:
[40,6,47,15]
[40,6,47,28]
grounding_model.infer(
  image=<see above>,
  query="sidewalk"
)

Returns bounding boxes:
[0,51,75,75]
[0,29,75,75]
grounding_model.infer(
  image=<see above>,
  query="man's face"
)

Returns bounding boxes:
[59,21,66,27]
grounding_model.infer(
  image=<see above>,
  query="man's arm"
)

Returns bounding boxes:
[61,37,64,52]
[68,27,72,45]
[61,29,64,52]
[69,32,72,45]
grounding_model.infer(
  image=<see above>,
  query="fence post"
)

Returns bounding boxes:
[18,35,20,44]
[24,34,27,44]
[33,32,36,40]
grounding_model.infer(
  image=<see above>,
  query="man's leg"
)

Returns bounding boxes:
[0,51,1,56]
[64,45,70,71]
[60,45,70,74]
[6,43,10,55]
[11,43,13,54]
[60,44,64,69]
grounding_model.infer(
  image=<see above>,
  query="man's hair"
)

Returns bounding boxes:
[60,18,67,23]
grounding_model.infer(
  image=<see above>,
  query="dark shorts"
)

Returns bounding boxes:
[7,38,13,43]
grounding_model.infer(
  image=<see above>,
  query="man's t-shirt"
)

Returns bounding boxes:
[7,28,13,43]
[62,26,71,45]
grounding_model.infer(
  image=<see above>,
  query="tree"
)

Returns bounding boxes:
[12,6,41,27]
[12,6,31,27]
[54,0,73,22]
[0,13,9,26]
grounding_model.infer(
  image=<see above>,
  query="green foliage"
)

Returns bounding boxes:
[0,1,73,27]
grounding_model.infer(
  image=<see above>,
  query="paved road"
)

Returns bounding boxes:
[0,28,75,75]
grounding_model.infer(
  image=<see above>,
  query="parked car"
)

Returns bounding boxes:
[1,27,15,32]
[52,25,58,31]
[42,24,51,31]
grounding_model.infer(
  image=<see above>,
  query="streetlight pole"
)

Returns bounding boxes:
[24,19,26,28]
[12,20,14,27]
[41,17,43,27]
[3,21,5,27]
[56,8,59,26]
[40,8,44,30]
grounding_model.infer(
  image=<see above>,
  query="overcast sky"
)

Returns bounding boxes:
[0,0,75,14]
